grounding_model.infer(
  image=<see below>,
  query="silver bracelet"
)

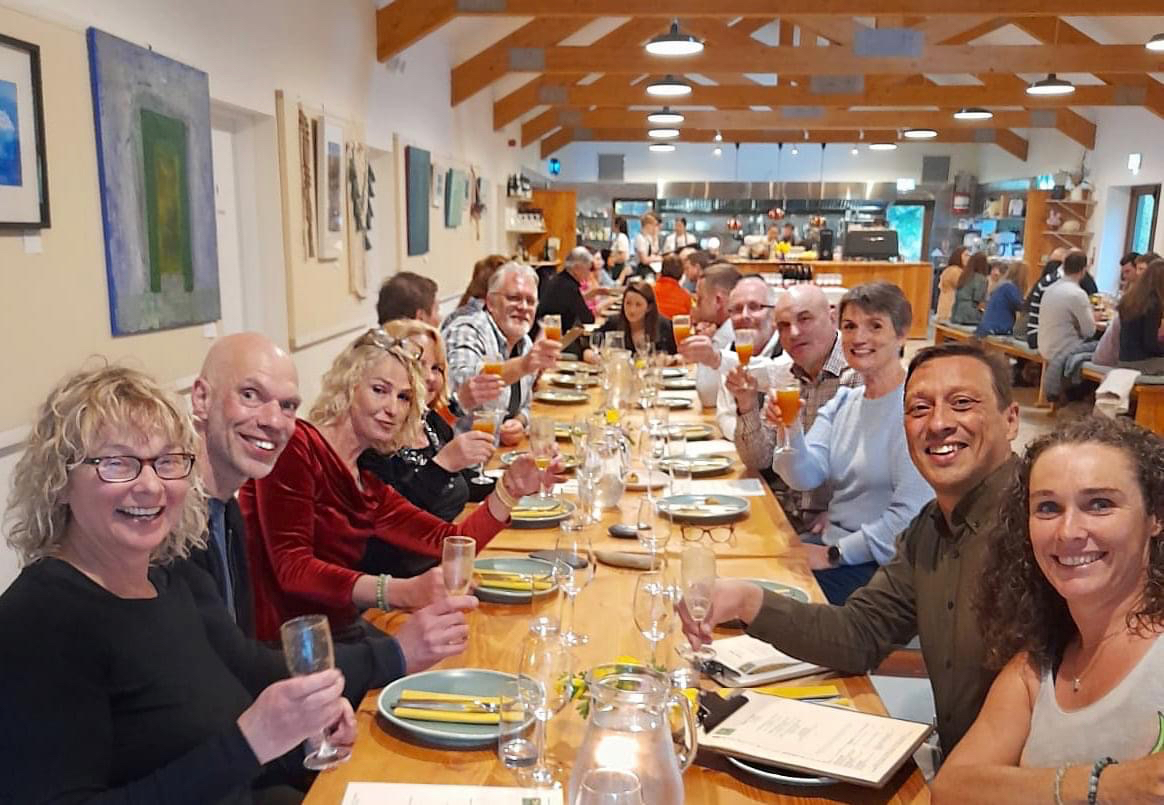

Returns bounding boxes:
[1053,764,1068,805]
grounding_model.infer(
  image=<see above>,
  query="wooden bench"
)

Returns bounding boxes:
[933,321,1050,407]
[1080,363,1164,434]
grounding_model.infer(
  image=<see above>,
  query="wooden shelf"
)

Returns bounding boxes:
[1048,198,1096,207]
[508,227,547,235]
[1043,230,1092,238]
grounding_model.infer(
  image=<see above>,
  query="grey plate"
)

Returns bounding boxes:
[510,496,576,528]
[550,374,599,388]
[534,390,589,404]
[499,450,578,470]
[657,395,694,410]
[624,469,669,491]
[667,423,714,441]
[663,377,697,390]
[377,668,516,749]
[556,360,597,374]
[660,454,734,477]
[658,493,749,525]
[726,755,837,788]
[660,367,687,378]
[473,556,556,603]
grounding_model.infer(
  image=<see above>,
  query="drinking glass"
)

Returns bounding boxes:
[554,517,595,646]
[635,497,668,569]
[529,416,557,501]
[469,408,503,486]
[672,314,692,345]
[734,327,757,368]
[633,571,672,667]
[517,617,572,788]
[279,615,351,770]
[441,536,475,596]
[542,313,563,343]
[642,425,668,505]
[577,769,644,805]
[482,347,505,380]
[773,380,802,455]
[668,459,692,497]
[678,543,717,665]
[603,331,625,356]
[497,676,540,786]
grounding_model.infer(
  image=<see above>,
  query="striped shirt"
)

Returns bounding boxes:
[442,308,533,423]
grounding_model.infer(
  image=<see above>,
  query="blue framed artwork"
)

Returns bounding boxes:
[0,32,50,228]
[405,145,430,256]
[87,28,220,336]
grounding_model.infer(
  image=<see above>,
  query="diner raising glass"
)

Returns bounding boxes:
[635,497,668,569]
[279,615,351,770]
[577,769,644,805]
[633,571,672,667]
[529,416,557,501]
[678,543,717,666]
[554,516,596,645]
[441,535,475,596]
[772,379,802,454]
[469,407,504,486]
[516,617,572,788]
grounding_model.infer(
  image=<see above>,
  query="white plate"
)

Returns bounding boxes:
[725,755,837,788]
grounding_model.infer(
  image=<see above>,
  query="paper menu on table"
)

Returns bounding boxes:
[683,439,736,457]
[685,478,766,497]
[342,783,564,805]
[710,634,826,687]
[700,692,932,788]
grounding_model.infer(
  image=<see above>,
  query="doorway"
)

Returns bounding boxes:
[1126,184,1160,255]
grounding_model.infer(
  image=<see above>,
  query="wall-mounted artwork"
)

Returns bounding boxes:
[87,28,219,336]
[445,168,467,228]
[316,115,344,261]
[0,33,49,228]
[431,164,444,210]
[405,145,429,256]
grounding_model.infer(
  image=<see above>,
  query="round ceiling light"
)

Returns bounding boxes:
[903,128,938,140]
[646,75,693,97]
[954,107,993,120]
[1147,33,1164,51]
[647,107,685,125]
[1027,74,1075,96]
[645,21,704,57]
[648,128,680,139]
[869,142,898,151]
[649,143,676,153]
[712,146,723,157]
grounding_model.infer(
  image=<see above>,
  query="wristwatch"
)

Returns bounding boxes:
[826,545,843,567]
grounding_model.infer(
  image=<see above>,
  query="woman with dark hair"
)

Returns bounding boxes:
[951,252,990,325]
[936,246,970,321]
[772,281,933,604]
[976,261,1028,337]
[582,282,678,361]
[1117,259,1164,372]
[443,254,508,328]
[932,416,1164,804]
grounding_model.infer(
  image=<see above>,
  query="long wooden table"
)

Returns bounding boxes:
[305,379,930,804]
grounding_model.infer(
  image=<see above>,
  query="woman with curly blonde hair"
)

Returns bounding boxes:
[0,364,361,802]
[239,328,551,642]
[933,416,1164,804]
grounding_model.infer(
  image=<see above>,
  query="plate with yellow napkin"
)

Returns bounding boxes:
[377,668,522,749]
[658,493,749,525]
[660,454,734,477]
[499,450,579,471]
[473,556,556,604]
[509,496,575,528]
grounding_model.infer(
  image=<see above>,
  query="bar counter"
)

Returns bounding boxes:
[727,259,933,339]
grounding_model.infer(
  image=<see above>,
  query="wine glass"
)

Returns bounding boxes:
[441,536,475,596]
[529,416,556,502]
[772,379,802,455]
[734,327,756,368]
[554,517,595,646]
[577,769,644,805]
[633,571,672,668]
[469,407,503,486]
[642,425,668,505]
[517,617,572,788]
[667,459,691,498]
[678,543,717,667]
[635,497,668,570]
[604,331,625,356]
[497,676,540,786]
[672,314,692,346]
[279,615,351,770]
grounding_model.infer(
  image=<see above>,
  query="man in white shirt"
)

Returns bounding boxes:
[663,217,698,253]
[714,277,791,439]
[1037,252,1098,361]
[677,262,742,407]
[629,213,659,276]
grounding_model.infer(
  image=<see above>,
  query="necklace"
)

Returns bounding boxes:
[1068,630,1126,693]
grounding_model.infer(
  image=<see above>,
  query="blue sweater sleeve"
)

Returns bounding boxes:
[772,388,846,491]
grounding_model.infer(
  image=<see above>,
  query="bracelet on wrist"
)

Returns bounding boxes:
[1052,764,1067,805]
[375,573,392,611]
[1088,757,1117,805]
[493,478,519,510]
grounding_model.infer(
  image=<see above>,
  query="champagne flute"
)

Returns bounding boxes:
[633,571,672,668]
[517,617,572,788]
[642,425,668,505]
[280,615,351,770]
[734,327,756,368]
[772,379,802,455]
[441,535,475,596]
[578,769,644,805]
[554,517,595,646]
[679,543,717,667]
[469,407,503,486]
[635,497,668,569]
[529,416,557,502]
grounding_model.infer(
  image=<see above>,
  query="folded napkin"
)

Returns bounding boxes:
[392,690,520,725]
[474,578,554,592]
[1095,368,1141,415]
[512,503,565,518]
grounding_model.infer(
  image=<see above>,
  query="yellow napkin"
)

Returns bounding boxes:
[475,578,554,592]
[393,691,521,725]
[512,503,565,519]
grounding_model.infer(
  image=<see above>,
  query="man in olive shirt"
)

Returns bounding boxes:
[681,342,1020,753]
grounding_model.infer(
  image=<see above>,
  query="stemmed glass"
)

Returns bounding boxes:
[529,416,556,502]
[517,617,572,788]
[635,497,668,570]
[441,535,475,596]
[677,543,717,668]
[577,769,644,805]
[734,327,757,368]
[541,313,562,343]
[554,516,595,645]
[642,425,668,505]
[633,571,672,668]
[770,379,802,454]
[498,676,540,786]
[672,314,692,346]
[279,615,351,770]
[469,407,504,486]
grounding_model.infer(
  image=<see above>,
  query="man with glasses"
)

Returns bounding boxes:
[713,277,791,440]
[443,262,561,446]
[678,262,741,407]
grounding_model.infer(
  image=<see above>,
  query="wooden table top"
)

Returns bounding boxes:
[305,377,930,804]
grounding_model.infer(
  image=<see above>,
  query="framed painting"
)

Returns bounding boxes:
[315,115,344,261]
[0,33,50,228]
[87,28,220,335]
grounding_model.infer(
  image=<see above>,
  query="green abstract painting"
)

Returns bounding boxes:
[141,109,193,293]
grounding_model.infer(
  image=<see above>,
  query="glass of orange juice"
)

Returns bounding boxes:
[773,381,801,454]
[469,408,503,486]
[529,416,556,501]
[672,314,691,345]
[734,328,756,367]
[541,314,562,343]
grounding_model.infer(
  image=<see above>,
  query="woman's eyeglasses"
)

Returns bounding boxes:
[358,329,424,362]
[79,453,196,483]
[680,523,735,545]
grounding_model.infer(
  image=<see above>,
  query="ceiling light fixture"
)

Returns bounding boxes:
[903,128,938,140]
[869,142,898,151]
[954,107,993,120]
[713,130,723,142]
[851,146,859,156]
[647,107,685,125]
[649,143,676,153]
[646,75,693,97]
[790,146,799,155]
[1147,33,1164,51]
[1026,73,1075,96]
[645,20,704,57]
[713,146,723,157]
[648,128,679,139]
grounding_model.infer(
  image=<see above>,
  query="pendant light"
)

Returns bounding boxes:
[1147,33,1164,51]
[646,75,693,97]
[869,142,898,151]
[648,128,679,139]
[954,107,993,120]
[1027,74,1075,96]
[646,107,684,125]
[648,143,676,153]
[903,128,938,140]
[645,20,704,57]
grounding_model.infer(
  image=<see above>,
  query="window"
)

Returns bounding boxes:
[1126,185,1160,255]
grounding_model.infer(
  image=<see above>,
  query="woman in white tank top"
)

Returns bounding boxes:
[932,415,1164,804]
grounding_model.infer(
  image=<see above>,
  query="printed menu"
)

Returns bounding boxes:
[342,784,563,805]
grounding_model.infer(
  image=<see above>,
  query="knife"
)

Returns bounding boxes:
[392,698,501,712]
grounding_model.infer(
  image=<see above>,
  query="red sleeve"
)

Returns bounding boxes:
[250,430,362,608]
[370,482,507,556]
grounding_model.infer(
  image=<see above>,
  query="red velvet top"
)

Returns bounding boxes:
[238,420,507,641]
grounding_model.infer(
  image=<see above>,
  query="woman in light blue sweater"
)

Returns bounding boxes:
[773,281,934,604]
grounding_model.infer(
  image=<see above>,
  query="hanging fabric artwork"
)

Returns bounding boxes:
[297,105,315,258]
[346,141,371,299]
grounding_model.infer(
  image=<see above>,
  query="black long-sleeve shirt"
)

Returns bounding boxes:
[535,270,594,357]
[1119,301,1164,362]
[0,557,402,804]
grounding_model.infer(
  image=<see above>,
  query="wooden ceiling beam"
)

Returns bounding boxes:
[445,1,1163,16]
[451,17,591,105]
[785,16,865,46]
[376,0,455,62]
[916,16,1011,44]
[539,128,575,159]
[980,73,1097,147]
[1009,17,1126,87]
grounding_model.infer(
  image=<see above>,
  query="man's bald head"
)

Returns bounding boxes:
[774,283,838,378]
[193,332,301,498]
